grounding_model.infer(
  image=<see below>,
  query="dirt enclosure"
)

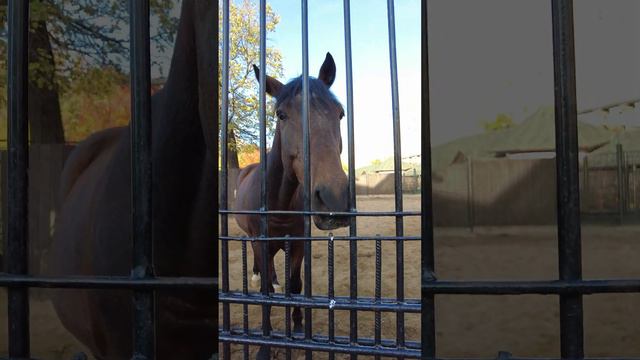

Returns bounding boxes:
[0,195,637,358]
[221,194,640,359]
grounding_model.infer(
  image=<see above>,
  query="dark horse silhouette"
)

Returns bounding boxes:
[234,53,350,340]
[46,1,216,359]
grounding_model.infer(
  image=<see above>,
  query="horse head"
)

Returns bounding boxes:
[254,53,350,230]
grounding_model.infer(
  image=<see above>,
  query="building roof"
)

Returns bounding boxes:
[430,131,503,173]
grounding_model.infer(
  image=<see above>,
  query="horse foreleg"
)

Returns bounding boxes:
[252,243,275,360]
[289,243,305,334]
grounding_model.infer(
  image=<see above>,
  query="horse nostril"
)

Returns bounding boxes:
[314,187,324,205]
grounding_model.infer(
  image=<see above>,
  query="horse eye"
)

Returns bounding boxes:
[277,110,287,121]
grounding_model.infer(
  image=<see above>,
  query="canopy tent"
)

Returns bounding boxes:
[490,106,614,156]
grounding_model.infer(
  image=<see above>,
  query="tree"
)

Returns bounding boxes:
[0,0,179,144]
[482,113,514,132]
[219,0,283,168]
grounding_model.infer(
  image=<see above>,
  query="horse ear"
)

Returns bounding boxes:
[253,64,283,97]
[318,52,336,87]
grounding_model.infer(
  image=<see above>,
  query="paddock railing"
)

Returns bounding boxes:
[1,1,217,360]
[218,1,640,360]
[218,0,421,358]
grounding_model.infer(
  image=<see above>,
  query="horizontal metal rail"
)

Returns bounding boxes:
[220,235,421,241]
[219,333,420,358]
[219,292,420,312]
[0,275,217,289]
[219,209,421,216]
[224,328,421,349]
[422,279,640,295]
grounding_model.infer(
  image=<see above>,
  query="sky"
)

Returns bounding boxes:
[266,0,421,168]
[210,0,640,168]
[264,0,640,168]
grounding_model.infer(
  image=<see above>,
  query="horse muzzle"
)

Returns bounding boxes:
[314,214,350,230]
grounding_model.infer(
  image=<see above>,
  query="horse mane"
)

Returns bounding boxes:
[275,76,340,109]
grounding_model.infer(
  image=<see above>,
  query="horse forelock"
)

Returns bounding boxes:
[275,76,341,110]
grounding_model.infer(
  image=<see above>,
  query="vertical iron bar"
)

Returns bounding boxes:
[386,0,405,355]
[242,241,249,360]
[374,236,382,360]
[220,0,231,358]
[301,1,313,359]
[342,1,359,358]
[328,233,335,360]
[7,0,30,357]
[421,1,436,357]
[258,0,271,354]
[130,0,155,359]
[551,1,584,358]
[285,238,292,360]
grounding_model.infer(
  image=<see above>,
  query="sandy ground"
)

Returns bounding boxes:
[0,195,637,359]
[220,194,640,359]
[0,289,91,359]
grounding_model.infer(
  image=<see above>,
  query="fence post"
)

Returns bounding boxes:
[467,157,474,231]
[616,143,624,224]
[582,156,589,211]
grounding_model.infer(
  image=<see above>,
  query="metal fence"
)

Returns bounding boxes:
[217,0,421,358]
[582,148,640,223]
[422,1,640,360]
[218,1,640,360]
[1,1,217,359]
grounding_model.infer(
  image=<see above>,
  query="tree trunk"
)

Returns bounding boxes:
[228,129,240,169]
[28,19,65,144]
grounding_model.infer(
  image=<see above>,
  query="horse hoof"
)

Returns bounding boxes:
[251,274,260,289]
[272,283,282,293]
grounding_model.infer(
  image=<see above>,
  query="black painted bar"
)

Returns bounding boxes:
[285,239,292,360]
[129,0,155,358]
[551,1,584,358]
[220,209,420,217]
[341,2,359,358]
[227,328,423,349]
[421,0,436,358]
[258,0,272,357]
[327,233,335,360]
[241,241,249,360]
[419,279,640,295]
[385,0,406,354]
[0,275,217,289]
[219,293,421,312]
[220,334,421,358]
[300,1,313,359]
[220,0,231,358]
[7,0,30,357]
[221,235,421,242]
[374,237,382,360]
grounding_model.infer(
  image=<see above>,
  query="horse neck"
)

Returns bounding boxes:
[153,1,200,139]
[150,0,208,263]
[266,125,299,211]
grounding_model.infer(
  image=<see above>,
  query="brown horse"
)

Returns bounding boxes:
[46,1,216,359]
[233,53,350,338]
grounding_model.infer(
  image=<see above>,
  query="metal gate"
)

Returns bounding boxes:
[218,1,640,360]
[218,0,420,358]
[2,1,217,359]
